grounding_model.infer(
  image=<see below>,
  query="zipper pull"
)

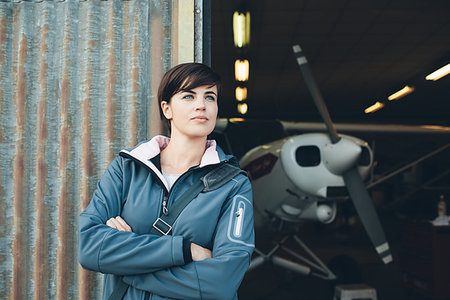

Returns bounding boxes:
[162,195,169,215]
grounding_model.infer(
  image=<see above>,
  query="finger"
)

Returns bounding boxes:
[203,248,212,259]
[106,218,118,229]
[191,243,200,261]
[115,216,132,232]
[113,218,128,231]
[191,243,212,261]
[205,248,212,258]
[109,218,124,231]
[113,217,129,232]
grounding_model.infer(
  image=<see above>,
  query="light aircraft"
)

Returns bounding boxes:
[212,44,450,281]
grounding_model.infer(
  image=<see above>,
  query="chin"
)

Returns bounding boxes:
[194,130,214,138]
[194,122,215,133]
[189,128,215,139]
[173,122,216,139]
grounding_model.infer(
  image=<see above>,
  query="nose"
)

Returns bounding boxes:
[195,97,206,110]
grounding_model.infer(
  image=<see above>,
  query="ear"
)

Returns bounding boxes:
[161,101,173,120]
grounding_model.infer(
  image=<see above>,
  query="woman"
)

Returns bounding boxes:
[78,63,255,300]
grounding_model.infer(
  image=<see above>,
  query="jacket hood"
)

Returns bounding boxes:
[119,135,231,190]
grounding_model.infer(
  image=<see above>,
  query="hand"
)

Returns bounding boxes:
[106,216,132,232]
[191,243,212,261]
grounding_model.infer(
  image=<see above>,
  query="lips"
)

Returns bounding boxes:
[191,116,208,121]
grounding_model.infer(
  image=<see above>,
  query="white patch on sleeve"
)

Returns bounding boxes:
[227,195,255,247]
[234,205,244,237]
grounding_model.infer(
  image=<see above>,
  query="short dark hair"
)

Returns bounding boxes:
[157,63,221,122]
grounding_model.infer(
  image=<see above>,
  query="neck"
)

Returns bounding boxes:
[160,133,208,174]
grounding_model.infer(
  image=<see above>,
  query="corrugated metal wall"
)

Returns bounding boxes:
[0,0,197,298]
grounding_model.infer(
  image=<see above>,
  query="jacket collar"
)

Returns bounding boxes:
[120,135,223,190]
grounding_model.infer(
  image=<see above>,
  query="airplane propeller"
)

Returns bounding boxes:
[292,45,393,264]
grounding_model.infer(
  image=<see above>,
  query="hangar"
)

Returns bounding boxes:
[210,1,450,299]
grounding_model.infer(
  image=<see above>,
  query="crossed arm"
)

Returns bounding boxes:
[105,199,254,300]
[106,216,212,262]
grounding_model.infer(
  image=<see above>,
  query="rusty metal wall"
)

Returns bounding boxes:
[0,1,194,298]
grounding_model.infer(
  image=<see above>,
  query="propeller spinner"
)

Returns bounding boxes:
[292,44,392,264]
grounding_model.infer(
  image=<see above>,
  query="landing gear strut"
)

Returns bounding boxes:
[248,233,337,280]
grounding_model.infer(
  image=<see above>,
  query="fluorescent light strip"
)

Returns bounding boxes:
[426,63,450,81]
[233,12,250,48]
[365,101,384,114]
[388,85,415,101]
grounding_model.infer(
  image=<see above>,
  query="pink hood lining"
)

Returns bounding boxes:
[120,135,220,190]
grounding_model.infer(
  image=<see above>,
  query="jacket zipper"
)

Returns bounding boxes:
[162,165,199,215]
[119,152,171,216]
[161,194,169,215]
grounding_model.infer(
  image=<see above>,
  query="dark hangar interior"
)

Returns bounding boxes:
[210,1,450,299]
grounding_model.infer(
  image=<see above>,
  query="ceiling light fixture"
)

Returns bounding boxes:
[237,103,248,115]
[233,11,250,48]
[364,101,384,114]
[388,85,415,101]
[229,117,245,123]
[425,63,450,81]
[235,87,247,101]
[235,59,249,81]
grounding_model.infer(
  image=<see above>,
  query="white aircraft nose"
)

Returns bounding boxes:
[322,137,362,175]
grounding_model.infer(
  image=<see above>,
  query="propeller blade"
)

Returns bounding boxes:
[292,45,340,144]
[343,168,393,264]
[292,44,393,264]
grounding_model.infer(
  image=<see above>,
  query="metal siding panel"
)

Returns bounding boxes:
[34,3,52,299]
[103,1,118,164]
[149,0,168,138]
[12,5,30,299]
[128,2,140,147]
[56,3,79,299]
[0,1,183,299]
[77,3,102,299]
[0,5,15,300]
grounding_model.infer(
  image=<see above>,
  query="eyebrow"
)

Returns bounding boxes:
[184,89,217,96]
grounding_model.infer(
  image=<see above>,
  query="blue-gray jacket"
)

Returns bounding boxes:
[78,136,255,299]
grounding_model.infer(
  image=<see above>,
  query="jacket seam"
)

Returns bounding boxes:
[245,251,251,265]
[226,175,248,203]
[121,157,126,206]
[193,262,203,300]
[80,211,104,221]
[97,227,115,273]
[230,173,248,186]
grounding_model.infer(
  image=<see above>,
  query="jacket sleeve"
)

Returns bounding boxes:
[78,156,186,275]
[122,176,255,300]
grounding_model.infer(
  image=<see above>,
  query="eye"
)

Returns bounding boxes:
[182,94,194,100]
[206,95,216,101]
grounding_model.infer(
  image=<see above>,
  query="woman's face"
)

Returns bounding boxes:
[161,85,218,139]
